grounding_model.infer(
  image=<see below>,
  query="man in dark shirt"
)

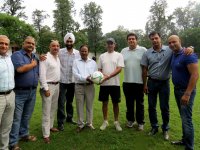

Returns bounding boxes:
[169,35,199,150]
[9,36,39,150]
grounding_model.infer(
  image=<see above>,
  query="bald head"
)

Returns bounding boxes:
[168,35,182,53]
[0,35,10,56]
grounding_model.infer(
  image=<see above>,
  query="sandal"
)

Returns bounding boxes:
[50,127,59,132]
[43,137,50,144]
[10,144,21,150]
[20,135,37,142]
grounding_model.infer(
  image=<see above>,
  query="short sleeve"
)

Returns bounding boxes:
[117,53,124,67]
[140,51,148,67]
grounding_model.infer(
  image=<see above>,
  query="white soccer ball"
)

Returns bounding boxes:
[91,71,104,84]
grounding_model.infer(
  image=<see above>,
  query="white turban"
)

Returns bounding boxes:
[64,33,75,44]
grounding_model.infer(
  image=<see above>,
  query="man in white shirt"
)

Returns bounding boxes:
[39,40,60,144]
[0,35,15,150]
[98,38,124,131]
[121,33,147,130]
[73,44,97,132]
[57,33,80,131]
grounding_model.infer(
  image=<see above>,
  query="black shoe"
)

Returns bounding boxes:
[66,119,77,125]
[148,128,158,135]
[58,124,64,131]
[171,140,185,145]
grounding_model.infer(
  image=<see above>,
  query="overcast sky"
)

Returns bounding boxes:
[1,0,200,34]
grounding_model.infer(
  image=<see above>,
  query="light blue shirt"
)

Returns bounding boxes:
[141,45,172,80]
[0,54,15,91]
[73,58,97,83]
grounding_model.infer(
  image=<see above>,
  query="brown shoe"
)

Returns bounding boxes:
[76,127,84,133]
[10,144,21,150]
[50,128,59,132]
[43,137,50,144]
[20,135,37,142]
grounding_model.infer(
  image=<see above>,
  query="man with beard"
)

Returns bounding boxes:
[9,36,38,150]
[57,33,80,131]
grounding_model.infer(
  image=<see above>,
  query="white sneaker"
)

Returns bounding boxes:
[126,121,134,128]
[138,124,144,131]
[114,121,122,131]
[100,120,109,130]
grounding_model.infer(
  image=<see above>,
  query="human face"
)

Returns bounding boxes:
[65,38,73,50]
[127,35,137,49]
[168,35,181,53]
[0,36,9,56]
[80,46,89,61]
[50,41,60,56]
[23,37,35,53]
[149,34,161,49]
[106,42,115,52]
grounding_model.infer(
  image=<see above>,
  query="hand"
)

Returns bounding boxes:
[181,94,190,105]
[44,90,50,97]
[183,47,193,55]
[143,85,148,95]
[100,74,110,83]
[39,54,47,61]
[31,59,37,67]
[86,76,93,83]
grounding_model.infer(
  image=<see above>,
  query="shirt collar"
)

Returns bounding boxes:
[150,45,166,53]
[129,45,139,51]
[0,53,9,58]
[78,57,92,62]
[21,49,35,58]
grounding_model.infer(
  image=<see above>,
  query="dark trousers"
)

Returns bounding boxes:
[57,83,75,125]
[147,79,170,131]
[123,82,144,125]
[174,87,195,150]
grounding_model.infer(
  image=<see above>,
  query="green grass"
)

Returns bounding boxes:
[19,61,200,150]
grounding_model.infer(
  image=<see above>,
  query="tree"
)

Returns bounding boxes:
[80,2,103,56]
[53,0,79,46]
[36,25,58,54]
[0,0,27,19]
[0,13,37,47]
[179,27,200,53]
[173,1,200,31]
[145,0,175,40]
[32,9,49,35]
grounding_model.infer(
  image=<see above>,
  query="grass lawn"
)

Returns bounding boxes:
[19,61,200,150]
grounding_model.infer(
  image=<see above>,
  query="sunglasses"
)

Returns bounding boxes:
[66,41,73,43]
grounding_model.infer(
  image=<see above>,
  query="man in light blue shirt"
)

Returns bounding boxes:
[73,44,97,132]
[0,35,15,150]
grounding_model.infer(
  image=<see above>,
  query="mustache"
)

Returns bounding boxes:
[65,44,73,49]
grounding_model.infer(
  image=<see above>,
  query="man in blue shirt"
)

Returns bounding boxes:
[9,36,39,150]
[169,35,199,150]
[0,35,15,150]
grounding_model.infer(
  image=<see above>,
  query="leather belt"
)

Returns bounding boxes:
[0,90,13,95]
[148,77,169,82]
[14,87,36,90]
[47,82,59,85]
[76,83,92,86]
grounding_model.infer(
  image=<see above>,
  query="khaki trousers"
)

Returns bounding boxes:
[0,91,15,150]
[75,84,95,128]
[40,84,59,138]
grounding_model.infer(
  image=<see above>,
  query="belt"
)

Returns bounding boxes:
[14,87,37,90]
[148,77,169,82]
[76,83,92,86]
[47,82,59,85]
[0,90,13,95]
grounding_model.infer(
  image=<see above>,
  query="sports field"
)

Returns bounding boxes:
[19,61,200,150]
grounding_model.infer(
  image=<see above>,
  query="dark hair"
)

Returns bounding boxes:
[148,31,161,38]
[79,44,89,51]
[127,33,138,40]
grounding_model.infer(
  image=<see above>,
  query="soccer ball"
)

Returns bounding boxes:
[91,71,104,84]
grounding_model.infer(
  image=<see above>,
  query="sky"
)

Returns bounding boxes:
[1,0,200,34]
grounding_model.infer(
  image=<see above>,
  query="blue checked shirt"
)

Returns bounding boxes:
[59,48,80,84]
[0,54,15,91]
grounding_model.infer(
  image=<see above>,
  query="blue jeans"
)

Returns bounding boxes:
[147,79,170,131]
[9,88,36,146]
[174,87,195,150]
